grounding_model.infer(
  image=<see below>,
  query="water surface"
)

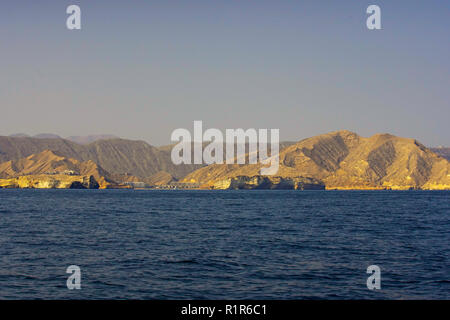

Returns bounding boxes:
[0,189,448,299]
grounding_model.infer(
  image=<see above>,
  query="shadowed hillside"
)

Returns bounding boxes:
[0,136,201,179]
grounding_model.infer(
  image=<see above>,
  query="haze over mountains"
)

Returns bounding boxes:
[0,131,449,190]
[431,148,450,161]
[9,133,118,145]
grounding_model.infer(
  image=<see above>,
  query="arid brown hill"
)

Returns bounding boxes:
[0,136,200,179]
[182,130,450,190]
[0,150,113,187]
[143,171,176,186]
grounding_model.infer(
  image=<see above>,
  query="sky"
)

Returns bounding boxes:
[0,0,449,146]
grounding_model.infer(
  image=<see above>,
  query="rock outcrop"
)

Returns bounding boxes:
[0,174,99,189]
[212,176,325,190]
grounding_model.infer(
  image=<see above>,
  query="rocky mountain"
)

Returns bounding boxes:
[143,171,176,186]
[0,136,201,179]
[0,150,113,188]
[1,132,448,190]
[183,130,450,190]
[0,135,296,181]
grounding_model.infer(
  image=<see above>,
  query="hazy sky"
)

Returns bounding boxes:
[1,1,449,146]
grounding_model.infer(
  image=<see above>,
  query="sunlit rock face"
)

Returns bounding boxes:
[184,131,450,190]
[0,150,112,189]
[212,176,325,190]
[0,174,100,189]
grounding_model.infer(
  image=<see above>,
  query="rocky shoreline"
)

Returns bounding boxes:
[0,174,101,189]
[212,175,325,190]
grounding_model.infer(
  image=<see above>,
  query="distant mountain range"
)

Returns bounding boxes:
[66,135,119,145]
[9,133,118,145]
[431,147,450,161]
[0,131,449,189]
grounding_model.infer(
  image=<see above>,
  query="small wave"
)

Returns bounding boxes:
[164,259,199,265]
[90,279,127,288]
[0,272,50,281]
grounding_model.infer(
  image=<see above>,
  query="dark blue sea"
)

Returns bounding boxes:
[0,189,448,299]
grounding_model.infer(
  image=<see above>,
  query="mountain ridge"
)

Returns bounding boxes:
[0,149,113,188]
[1,132,448,189]
[0,136,202,179]
[182,130,450,190]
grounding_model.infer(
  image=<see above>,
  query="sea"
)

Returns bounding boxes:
[0,189,448,299]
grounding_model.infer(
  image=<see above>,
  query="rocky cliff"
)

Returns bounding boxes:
[0,174,99,189]
[0,150,112,188]
[212,176,325,190]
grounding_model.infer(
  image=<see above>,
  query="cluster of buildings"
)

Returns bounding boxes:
[45,170,78,176]
[123,181,200,190]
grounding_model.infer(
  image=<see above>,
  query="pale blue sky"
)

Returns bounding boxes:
[1,1,449,146]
